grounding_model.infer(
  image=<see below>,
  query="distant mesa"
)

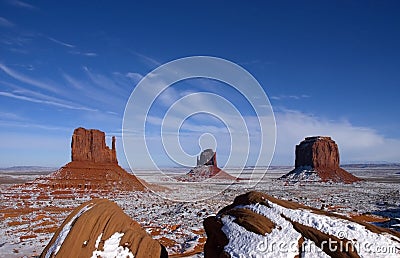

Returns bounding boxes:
[40,199,167,258]
[280,136,361,183]
[30,127,146,191]
[176,149,237,181]
[204,191,400,257]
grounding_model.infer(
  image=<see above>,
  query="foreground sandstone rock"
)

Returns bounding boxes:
[281,136,360,183]
[30,127,146,191]
[40,199,167,258]
[204,191,400,257]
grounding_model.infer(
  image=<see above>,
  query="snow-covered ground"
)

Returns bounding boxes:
[0,166,399,257]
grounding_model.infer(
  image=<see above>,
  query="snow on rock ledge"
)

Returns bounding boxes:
[40,199,167,258]
[204,191,400,257]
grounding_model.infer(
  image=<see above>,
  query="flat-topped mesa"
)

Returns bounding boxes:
[281,136,360,183]
[295,136,339,169]
[71,127,117,164]
[197,149,217,166]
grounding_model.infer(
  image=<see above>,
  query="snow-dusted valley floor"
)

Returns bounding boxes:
[0,166,399,257]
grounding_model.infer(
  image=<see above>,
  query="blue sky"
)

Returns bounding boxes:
[1,1,399,168]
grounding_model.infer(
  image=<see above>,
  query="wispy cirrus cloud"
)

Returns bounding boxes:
[83,66,125,96]
[0,63,59,93]
[46,36,75,48]
[61,68,128,109]
[0,120,71,131]
[270,94,310,100]
[68,50,98,57]
[42,35,97,56]
[0,17,15,27]
[0,78,99,112]
[125,72,143,82]
[130,51,161,67]
[0,91,98,111]
[6,0,38,10]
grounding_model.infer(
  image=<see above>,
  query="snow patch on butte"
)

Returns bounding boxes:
[91,232,134,258]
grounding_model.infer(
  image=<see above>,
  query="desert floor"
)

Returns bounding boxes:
[0,166,399,257]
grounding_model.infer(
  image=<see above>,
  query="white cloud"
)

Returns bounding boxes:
[130,101,400,167]
[130,51,161,67]
[124,90,275,168]
[61,70,125,109]
[125,72,143,82]
[0,120,70,131]
[270,94,310,100]
[47,36,75,48]
[0,91,98,111]
[273,110,400,165]
[0,17,14,27]
[6,0,37,10]
[83,52,97,57]
[0,63,60,93]
[68,50,98,57]
[83,66,125,94]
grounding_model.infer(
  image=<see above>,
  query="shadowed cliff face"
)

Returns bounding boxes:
[197,149,217,166]
[282,136,360,183]
[295,136,339,169]
[40,199,167,258]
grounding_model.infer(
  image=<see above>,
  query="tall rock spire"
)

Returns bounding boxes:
[71,127,117,164]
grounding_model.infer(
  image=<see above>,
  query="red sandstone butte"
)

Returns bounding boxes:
[281,136,360,183]
[71,127,117,163]
[33,127,146,191]
[176,149,237,182]
[196,148,217,166]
